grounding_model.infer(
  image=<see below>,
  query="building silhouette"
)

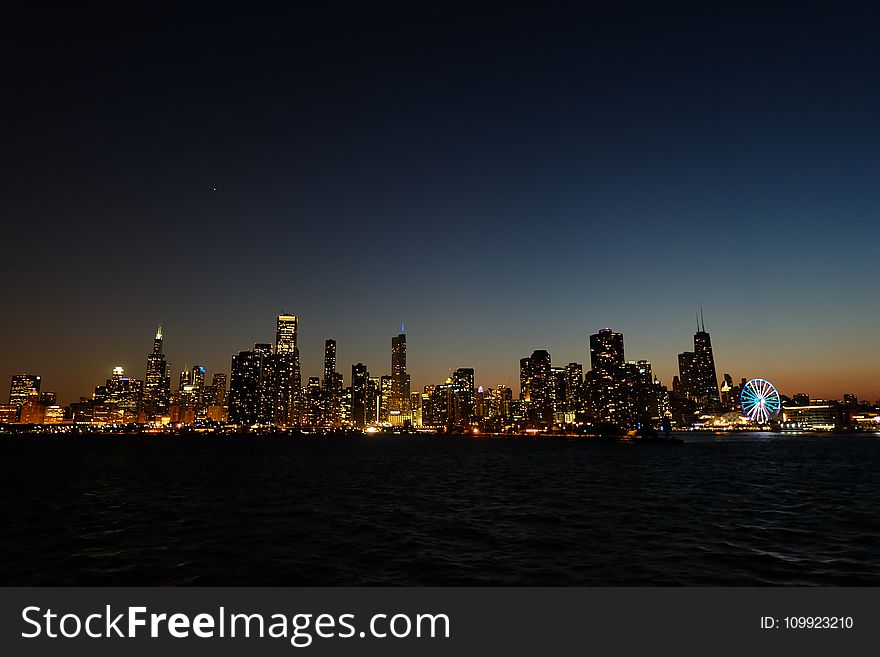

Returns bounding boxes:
[389,330,410,422]
[677,314,721,414]
[143,327,171,419]
[351,363,369,429]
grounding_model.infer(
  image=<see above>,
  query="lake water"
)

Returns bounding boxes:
[1,432,878,585]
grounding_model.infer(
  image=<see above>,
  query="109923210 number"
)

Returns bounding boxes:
[783,617,854,629]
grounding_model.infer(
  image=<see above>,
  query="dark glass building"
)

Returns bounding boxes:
[677,316,721,414]
[351,363,369,429]
[390,330,410,421]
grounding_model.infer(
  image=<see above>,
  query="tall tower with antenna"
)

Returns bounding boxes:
[692,310,720,412]
[143,325,171,419]
[390,325,411,422]
[677,310,721,413]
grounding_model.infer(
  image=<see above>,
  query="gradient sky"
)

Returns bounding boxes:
[3,2,880,405]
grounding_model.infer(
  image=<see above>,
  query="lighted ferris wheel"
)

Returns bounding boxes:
[740,378,781,425]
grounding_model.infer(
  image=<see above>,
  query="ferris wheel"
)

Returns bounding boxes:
[740,378,781,425]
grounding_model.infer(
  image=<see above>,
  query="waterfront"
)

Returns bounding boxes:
[1,432,878,586]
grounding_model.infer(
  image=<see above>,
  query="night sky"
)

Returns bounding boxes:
[3,2,880,404]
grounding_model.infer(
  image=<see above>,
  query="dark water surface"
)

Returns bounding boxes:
[1,433,878,585]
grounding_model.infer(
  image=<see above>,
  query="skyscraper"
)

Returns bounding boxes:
[390,330,410,420]
[563,362,584,418]
[677,314,721,413]
[351,363,369,429]
[9,374,41,408]
[521,350,553,427]
[380,375,393,423]
[452,367,475,428]
[105,367,143,419]
[629,359,669,427]
[304,377,322,426]
[519,357,532,402]
[206,372,228,421]
[323,339,336,384]
[275,314,298,354]
[143,327,171,419]
[322,339,342,426]
[588,328,629,427]
[270,314,301,426]
[189,365,206,419]
[209,373,227,405]
[692,326,720,412]
[229,348,264,426]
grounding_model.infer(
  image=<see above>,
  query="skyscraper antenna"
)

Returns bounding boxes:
[402,322,405,334]
[700,305,705,332]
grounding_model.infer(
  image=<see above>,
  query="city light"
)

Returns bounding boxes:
[1,314,874,435]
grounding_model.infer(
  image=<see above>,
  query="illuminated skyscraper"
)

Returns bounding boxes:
[254,342,278,424]
[143,326,171,419]
[191,365,205,391]
[322,339,342,426]
[178,368,190,391]
[677,352,696,397]
[588,328,629,427]
[452,367,475,428]
[629,359,668,427]
[551,366,566,418]
[270,314,301,426]
[180,365,206,421]
[367,377,380,425]
[692,326,720,412]
[519,357,532,402]
[304,377,322,426]
[209,373,227,405]
[380,375,393,422]
[423,380,455,428]
[677,314,721,413]
[390,330,410,419]
[323,339,336,384]
[9,374,41,408]
[521,350,553,427]
[720,373,736,411]
[563,362,584,418]
[206,372,228,421]
[409,391,423,427]
[105,367,143,419]
[489,385,513,420]
[229,348,264,426]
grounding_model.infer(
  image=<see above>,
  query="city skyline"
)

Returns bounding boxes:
[4,4,880,404]
[1,313,879,408]
[3,311,878,412]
